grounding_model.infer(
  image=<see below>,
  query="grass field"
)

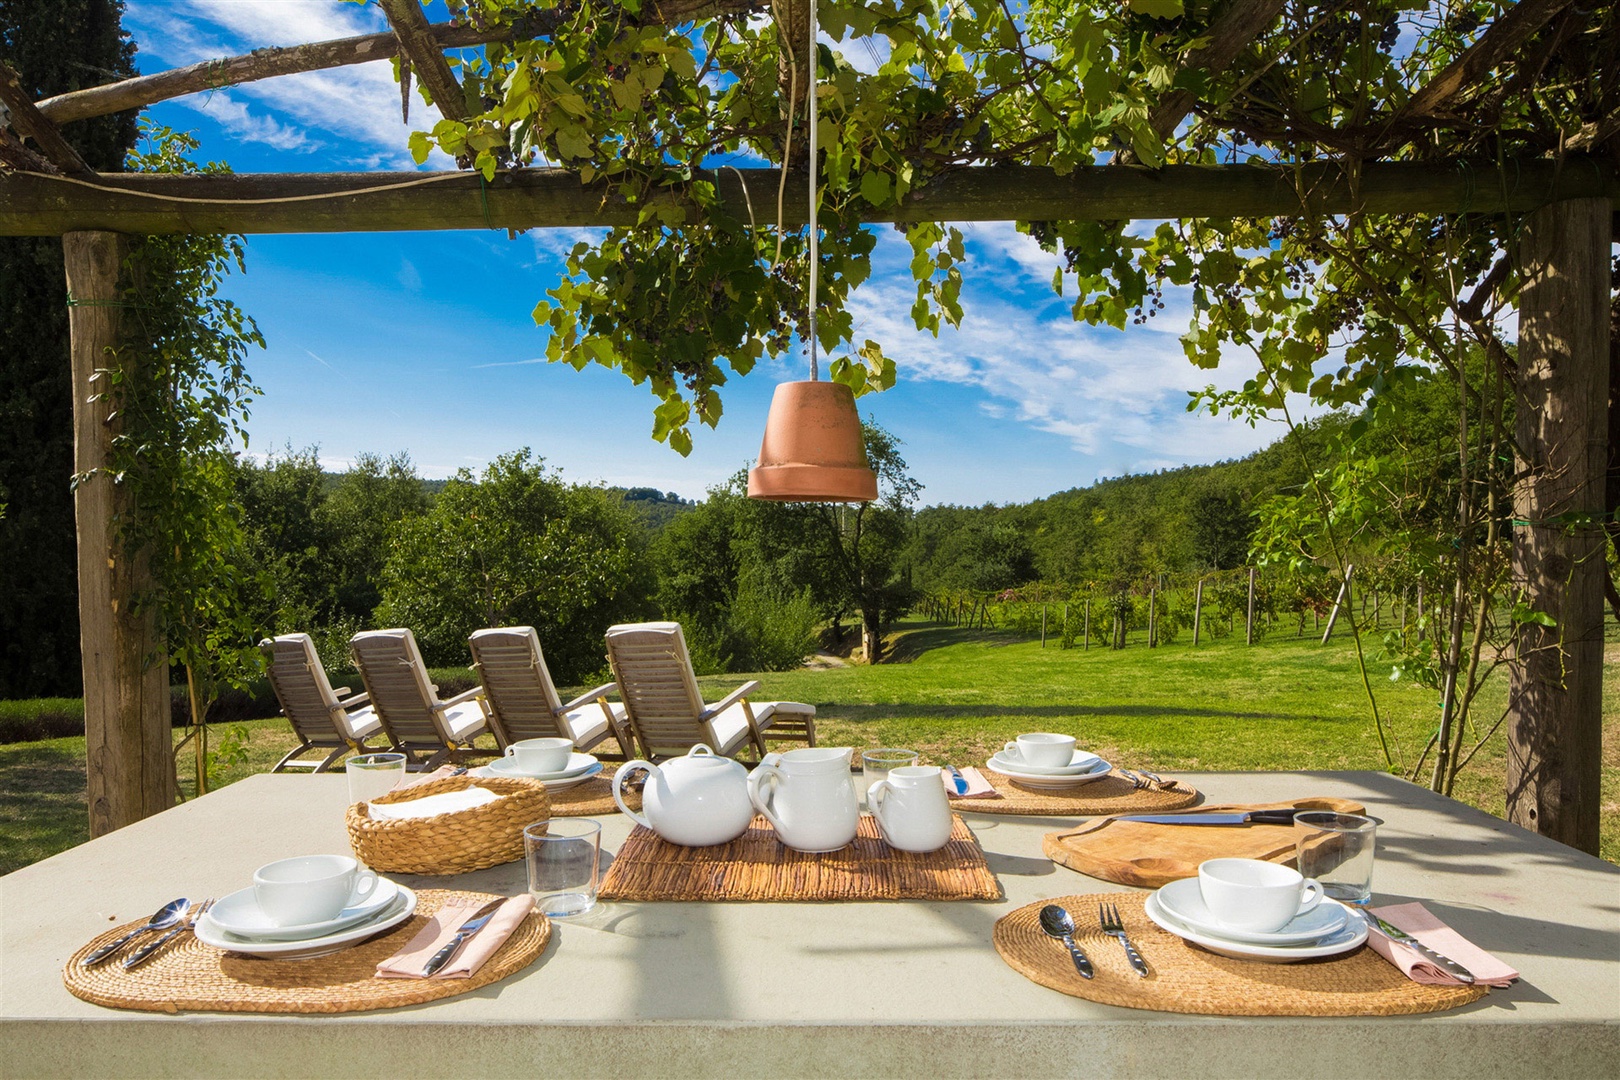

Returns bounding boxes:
[2,619,1614,875]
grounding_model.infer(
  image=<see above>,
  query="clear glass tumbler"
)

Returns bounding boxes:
[859,749,919,808]
[1294,811,1379,905]
[525,819,602,918]
[346,752,407,804]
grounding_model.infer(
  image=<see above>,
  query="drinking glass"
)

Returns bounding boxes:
[346,752,407,804]
[1294,811,1379,905]
[859,749,918,808]
[526,819,602,917]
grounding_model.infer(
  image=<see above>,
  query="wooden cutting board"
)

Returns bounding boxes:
[1042,797,1366,888]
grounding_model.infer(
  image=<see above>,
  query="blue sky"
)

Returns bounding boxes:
[121,0,1304,505]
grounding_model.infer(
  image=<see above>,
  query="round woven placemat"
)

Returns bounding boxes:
[949,771,1200,816]
[63,890,551,1015]
[994,892,1488,1016]
[547,775,639,817]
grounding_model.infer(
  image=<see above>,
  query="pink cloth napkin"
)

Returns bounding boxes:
[375,896,533,980]
[942,767,1000,799]
[1365,902,1518,988]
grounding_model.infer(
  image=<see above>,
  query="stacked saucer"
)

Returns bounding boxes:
[478,752,603,791]
[195,877,417,960]
[1144,877,1367,963]
[986,748,1112,791]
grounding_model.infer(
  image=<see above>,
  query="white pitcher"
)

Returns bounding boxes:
[747,748,858,853]
[613,744,754,847]
[867,765,954,853]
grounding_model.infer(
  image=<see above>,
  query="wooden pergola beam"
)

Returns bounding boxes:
[2,159,1614,237]
[377,0,469,122]
[1395,0,1576,122]
[1145,0,1288,141]
[0,62,94,175]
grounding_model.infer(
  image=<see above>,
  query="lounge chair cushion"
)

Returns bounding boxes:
[441,701,488,743]
[338,706,383,743]
[560,704,615,748]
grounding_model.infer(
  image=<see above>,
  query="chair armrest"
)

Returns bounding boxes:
[558,682,619,714]
[436,686,485,709]
[700,680,762,722]
[337,690,370,709]
[331,686,351,697]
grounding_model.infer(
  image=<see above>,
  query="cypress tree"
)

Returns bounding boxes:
[0,1,138,696]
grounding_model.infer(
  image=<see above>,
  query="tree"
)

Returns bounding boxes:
[1188,485,1252,572]
[376,450,654,683]
[0,0,137,696]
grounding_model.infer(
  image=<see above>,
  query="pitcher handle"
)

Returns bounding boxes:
[613,760,657,830]
[748,763,787,833]
[867,780,894,842]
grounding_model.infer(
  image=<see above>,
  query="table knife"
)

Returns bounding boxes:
[422,898,507,977]
[946,765,969,795]
[1113,810,1302,826]
[1370,915,1476,984]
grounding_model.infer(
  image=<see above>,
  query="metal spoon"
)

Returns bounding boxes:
[1039,904,1094,979]
[80,897,190,966]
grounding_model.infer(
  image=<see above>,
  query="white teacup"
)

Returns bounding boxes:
[1198,857,1324,933]
[507,737,572,774]
[867,766,954,853]
[1003,733,1077,768]
[253,854,377,927]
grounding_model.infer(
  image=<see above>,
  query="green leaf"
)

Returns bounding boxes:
[1126,0,1184,18]
[860,170,891,207]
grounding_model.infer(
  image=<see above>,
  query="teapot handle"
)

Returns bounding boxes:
[613,760,657,830]
[747,763,787,833]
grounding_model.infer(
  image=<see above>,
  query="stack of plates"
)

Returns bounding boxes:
[1144,878,1368,963]
[986,749,1112,790]
[477,752,603,790]
[195,879,417,960]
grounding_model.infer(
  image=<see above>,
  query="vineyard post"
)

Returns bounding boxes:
[1193,579,1204,645]
[1245,568,1256,646]
[1083,598,1090,650]
[1062,602,1070,649]
[1148,588,1157,648]
[1417,584,1424,623]
[1322,563,1356,644]
[1041,604,1047,648]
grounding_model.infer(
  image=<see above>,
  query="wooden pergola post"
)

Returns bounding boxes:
[1506,197,1609,855]
[64,230,173,835]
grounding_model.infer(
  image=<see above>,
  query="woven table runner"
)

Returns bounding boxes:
[599,813,1002,901]
[63,890,551,1015]
[947,770,1200,816]
[548,775,638,817]
[994,892,1488,1016]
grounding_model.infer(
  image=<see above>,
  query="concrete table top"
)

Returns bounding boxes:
[2,770,1616,1078]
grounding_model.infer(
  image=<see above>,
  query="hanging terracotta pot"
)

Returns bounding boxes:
[747,381,878,502]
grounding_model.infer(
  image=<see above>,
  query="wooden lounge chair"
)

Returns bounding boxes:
[603,621,817,761]
[468,626,631,759]
[259,633,386,773]
[348,628,489,769]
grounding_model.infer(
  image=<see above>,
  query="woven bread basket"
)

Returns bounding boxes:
[345,774,551,875]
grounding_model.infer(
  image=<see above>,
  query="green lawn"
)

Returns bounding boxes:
[2,619,1614,876]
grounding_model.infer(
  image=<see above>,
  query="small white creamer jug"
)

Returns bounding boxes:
[747,748,858,853]
[867,765,954,853]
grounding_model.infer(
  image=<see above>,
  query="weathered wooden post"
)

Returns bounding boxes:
[65,231,174,836]
[1192,579,1204,645]
[1321,563,1355,644]
[1245,568,1256,645]
[1040,604,1047,648]
[1148,588,1157,648]
[1083,598,1090,650]
[1507,197,1608,854]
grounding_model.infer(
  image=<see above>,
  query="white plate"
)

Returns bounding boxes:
[1144,892,1368,963]
[206,878,401,941]
[196,887,417,959]
[988,749,1104,775]
[1154,878,1350,946]
[987,757,1113,790]
[478,759,603,791]
[482,753,597,781]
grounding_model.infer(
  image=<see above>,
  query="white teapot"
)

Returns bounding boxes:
[748,748,858,853]
[613,745,754,847]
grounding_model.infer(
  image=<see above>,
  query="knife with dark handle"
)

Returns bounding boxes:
[1370,915,1477,984]
[422,898,507,977]
[1113,810,1303,826]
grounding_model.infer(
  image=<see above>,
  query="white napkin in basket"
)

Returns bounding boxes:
[367,786,502,820]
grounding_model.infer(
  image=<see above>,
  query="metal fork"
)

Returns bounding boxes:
[1098,902,1149,977]
[1121,769,1179,792]
[123,899,213,970]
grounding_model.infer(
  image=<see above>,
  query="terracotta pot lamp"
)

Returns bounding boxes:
[747,381,878,502]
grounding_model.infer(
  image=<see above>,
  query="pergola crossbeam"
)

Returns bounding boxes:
[377,0,470,122]
[1394,0,1577,123]
[0,62,94,176]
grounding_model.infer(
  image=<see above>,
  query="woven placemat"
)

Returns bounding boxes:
[547,775,639,817]
[599,813,1002,902]
[948,770,1200,816]
[63,890,551,1015]
[994,892,1489,1016]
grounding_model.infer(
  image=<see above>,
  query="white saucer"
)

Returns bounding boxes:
[1154,878,1350,946]
[206,878,401,941]
[988,749,1104,776]
[196,887,417,959]
[1144,892,1368,963]
[479,758,603,790]
[484,752,596,781]
[988,757,1113,790]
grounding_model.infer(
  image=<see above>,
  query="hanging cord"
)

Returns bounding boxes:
[768,0,797,269]
[723,164,757,229]
[806,0,819,382]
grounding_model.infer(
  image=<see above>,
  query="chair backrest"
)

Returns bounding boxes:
[468,626,566,747]
[260,633,347,745]
[349,628,448,751]
[604,622,710,756]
